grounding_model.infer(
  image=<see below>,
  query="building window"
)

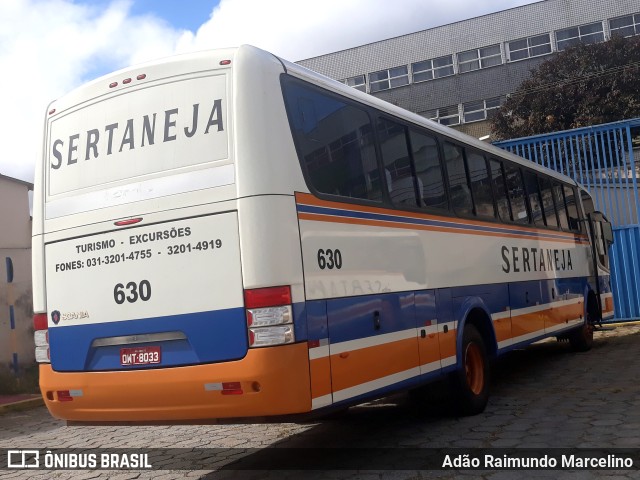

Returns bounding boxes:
[610,14,640,38]
[507,33,552,61]
[411,55,454,83]
[457,44,502,73]
[343,75,366,92]
[369,66,409,92]
[426,105,460,126]
[556,22,604,51]
[463,97,501,123]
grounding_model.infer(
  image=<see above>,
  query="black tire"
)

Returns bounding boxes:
[450,324,490,416]
[569,296,597,352]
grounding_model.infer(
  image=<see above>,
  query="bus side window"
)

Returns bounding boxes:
[504,164,529,224]
[377,117,418,207]
[466,151,496,218]
[539,177,558,228]
[553,182,569,230]
[564,185,581,232]
[489,159,511,222]
[409,130,447,210]
[524,171,545,227]
[444,142,473,216]
[282,78,381,202]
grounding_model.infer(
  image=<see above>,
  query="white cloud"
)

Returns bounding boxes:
[177,0,539,61]
[1,0,537,182]
[0,0,180,182]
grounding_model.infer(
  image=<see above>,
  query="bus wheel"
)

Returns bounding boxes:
[569,294,597,352]
[451,324,490,416]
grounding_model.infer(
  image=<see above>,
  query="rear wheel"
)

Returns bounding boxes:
[451,324,490,416]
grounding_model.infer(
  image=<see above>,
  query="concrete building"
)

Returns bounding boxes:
[297,0,640,139]
[0,175,33,371]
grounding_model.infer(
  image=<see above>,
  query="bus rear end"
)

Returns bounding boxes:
[32,47,311,423]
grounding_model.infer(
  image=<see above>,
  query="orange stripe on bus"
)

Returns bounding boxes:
[295,192,588,242]
[309,356,332,400]
[299,213,583,245]
[329,337,419,393]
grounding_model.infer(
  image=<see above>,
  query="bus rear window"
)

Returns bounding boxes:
[282,77,382,202]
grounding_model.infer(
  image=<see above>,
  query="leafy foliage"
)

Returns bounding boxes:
[491,35,640,140]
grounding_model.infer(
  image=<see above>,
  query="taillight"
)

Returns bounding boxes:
[244,286,294,348]
[33,313,50,363]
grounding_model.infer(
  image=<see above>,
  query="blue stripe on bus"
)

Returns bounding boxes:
[49,307,248,372]
[297,203,580,243]
[306,277,592,354]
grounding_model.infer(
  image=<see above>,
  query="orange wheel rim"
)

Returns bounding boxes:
[465,343,484,395]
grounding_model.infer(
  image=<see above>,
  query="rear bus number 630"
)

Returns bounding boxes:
[114,280,152,304]
[317,249,342,270]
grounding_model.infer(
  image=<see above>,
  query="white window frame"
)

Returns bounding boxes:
[429,105,461,126]
[555,22,605,51]
[411,55,454,83]
[463,97,502,123]
[507,34,552,62]
[457,44,502,73]
[609,14,640,38]
[368,66,409,93]
[343,75,367,92]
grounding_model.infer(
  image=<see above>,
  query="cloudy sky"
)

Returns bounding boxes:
[2,0,540,182]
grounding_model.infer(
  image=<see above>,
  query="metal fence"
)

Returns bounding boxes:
[494,118,640,321]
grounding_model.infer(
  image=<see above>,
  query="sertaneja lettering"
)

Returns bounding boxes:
[501,246,573,274]
[50,100,224,170]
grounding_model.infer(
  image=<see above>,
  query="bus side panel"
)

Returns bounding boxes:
[508,280,544,347]
[415,290,442,380]
[306,299,332,409]
[326,292,420,403]
[435,289,456,374]
[541,277,586,335]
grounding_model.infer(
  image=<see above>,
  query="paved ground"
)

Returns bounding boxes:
[1,323,639,479]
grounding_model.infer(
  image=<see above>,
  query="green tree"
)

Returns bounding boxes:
[491,35,640,140]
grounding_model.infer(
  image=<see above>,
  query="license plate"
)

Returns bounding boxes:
[120,346,161,366]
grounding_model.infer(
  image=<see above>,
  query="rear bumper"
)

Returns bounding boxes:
[39,343,311,423]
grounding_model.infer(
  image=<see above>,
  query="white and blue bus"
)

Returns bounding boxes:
[32,45,613,423]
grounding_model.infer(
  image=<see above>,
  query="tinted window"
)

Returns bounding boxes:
[410,130,447,210]
[553,182,569,230]
[282,78,381,201]
[504,164,529,223]
[524,172,544,226]
[444,143,473,216]
[564,185,581,232]
[377,117,417,207]
[490,159,511,221]
[467,152,495,217]
[539,177,558,228]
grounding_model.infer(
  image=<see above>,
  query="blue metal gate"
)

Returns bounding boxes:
[494,118,640,321]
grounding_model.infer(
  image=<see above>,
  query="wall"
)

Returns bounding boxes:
[0,175,33,370]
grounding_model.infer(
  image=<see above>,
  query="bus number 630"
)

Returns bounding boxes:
[114,280,152,304]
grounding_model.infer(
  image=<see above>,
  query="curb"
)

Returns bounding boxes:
[0,396,45,414]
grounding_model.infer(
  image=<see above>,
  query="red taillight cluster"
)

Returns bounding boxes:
[244,286,294,348]
[33,313,50,363]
